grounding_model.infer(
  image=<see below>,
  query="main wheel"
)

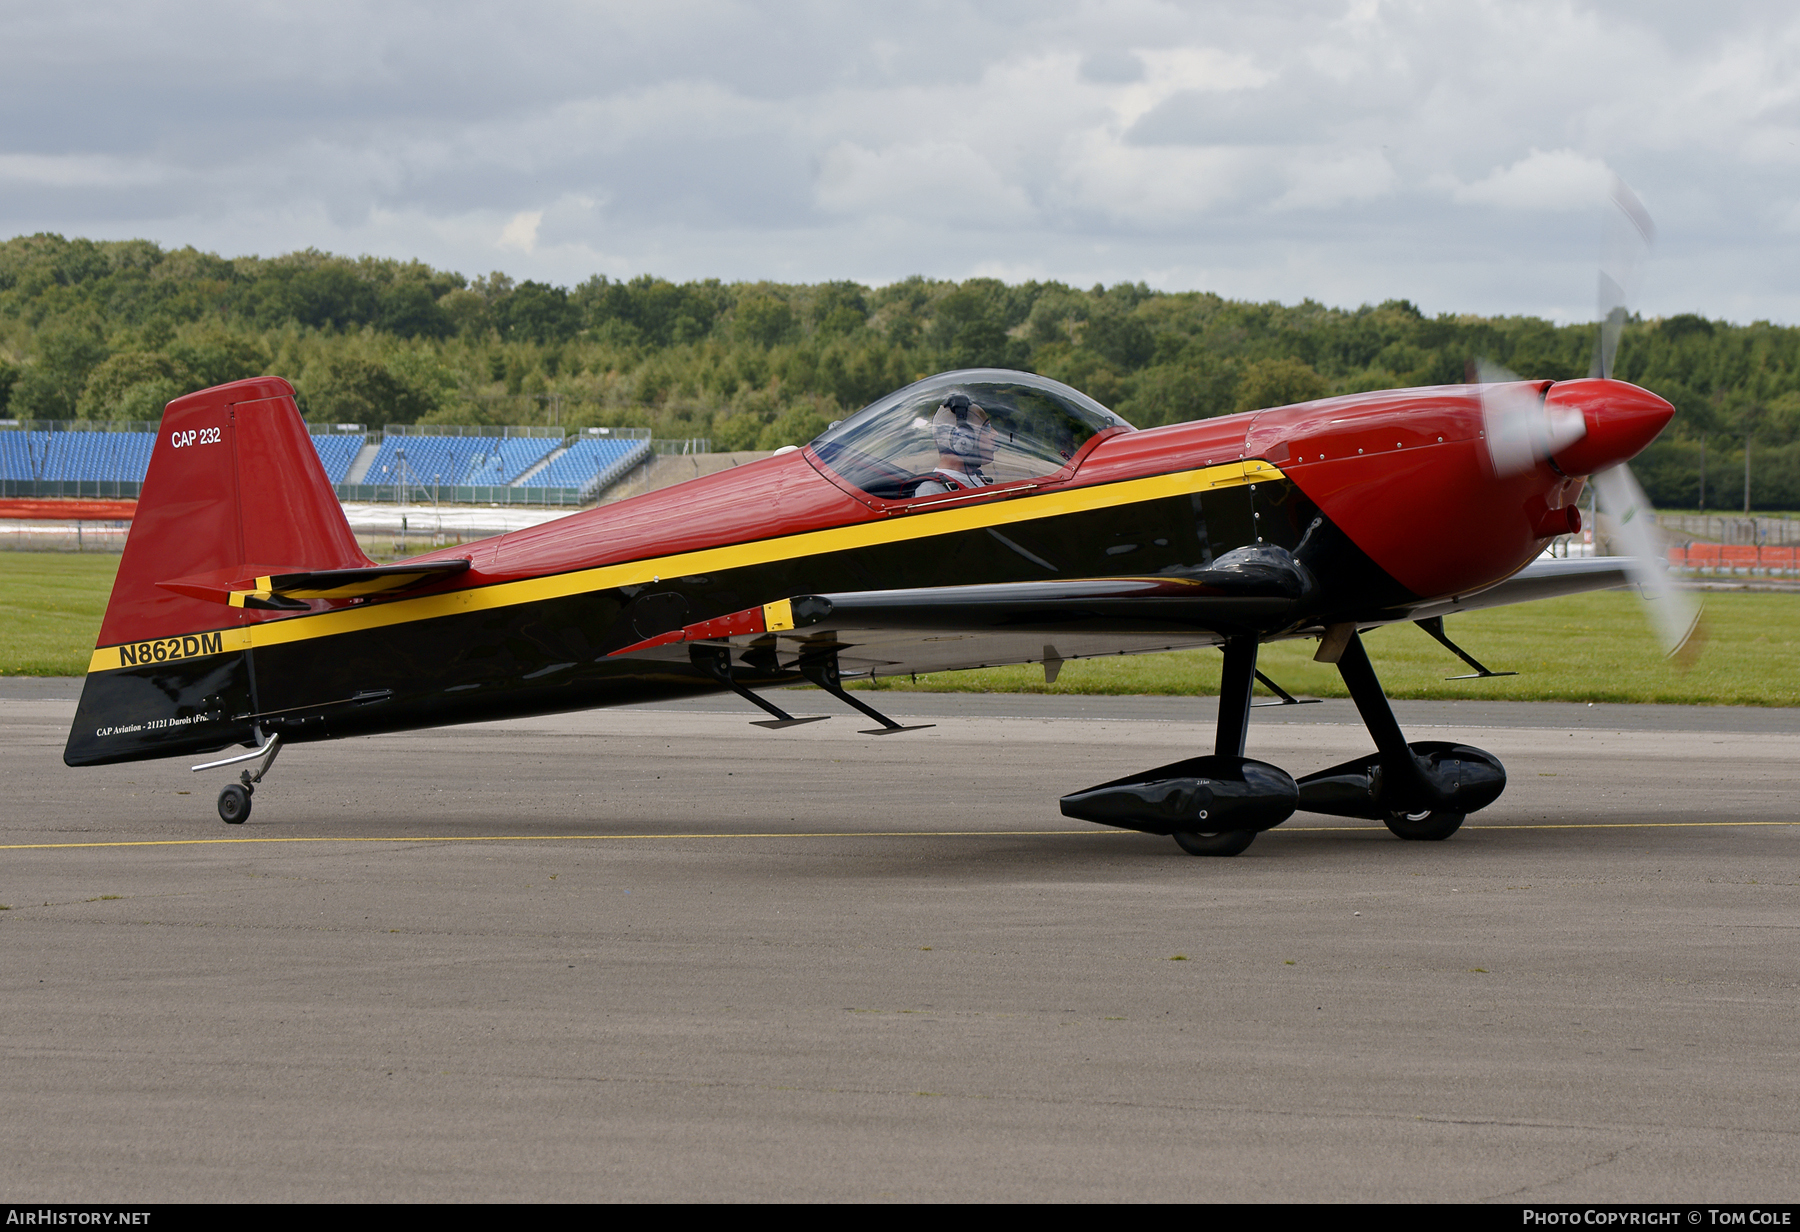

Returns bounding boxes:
[1383,809,1464,841]
[1172,830,1256,857]
[218,783,252,825]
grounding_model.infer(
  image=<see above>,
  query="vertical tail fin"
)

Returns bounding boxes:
[97,377,369,647]
[67,377,370,766]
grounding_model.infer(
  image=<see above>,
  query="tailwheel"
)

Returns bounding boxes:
[1172,830,1256,857]
[218,782,252,825]
[1383,809,1464,841]
[195,737,279,826]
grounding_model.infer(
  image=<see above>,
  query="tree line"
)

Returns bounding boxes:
[1,232,1795,508]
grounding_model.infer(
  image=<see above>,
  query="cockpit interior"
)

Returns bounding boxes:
[808,369,1135,502]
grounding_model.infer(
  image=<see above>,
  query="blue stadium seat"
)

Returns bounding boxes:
[361,436,499,489]
[9,426,656,497]
[308,434,365,484]
[35,431,158,482]
[0,432,49,480]
[459,437,559,485]
[517,437,650,490]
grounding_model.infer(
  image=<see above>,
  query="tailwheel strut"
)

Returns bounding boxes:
[192,732,283,825]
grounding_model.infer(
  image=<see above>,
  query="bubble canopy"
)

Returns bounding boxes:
[808,369,1134,502]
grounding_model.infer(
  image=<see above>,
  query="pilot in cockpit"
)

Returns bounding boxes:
[913,393,997,496]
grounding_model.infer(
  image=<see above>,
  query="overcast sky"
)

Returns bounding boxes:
[5,1,1799,323]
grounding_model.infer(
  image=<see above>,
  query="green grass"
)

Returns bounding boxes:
[0,551,122,676]
[859,589,1800,707]
[2,550,1795,704]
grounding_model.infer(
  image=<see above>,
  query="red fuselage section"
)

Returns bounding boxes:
[439,379,1670,611]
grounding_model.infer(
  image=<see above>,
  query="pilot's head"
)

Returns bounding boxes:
[931,394,995,468]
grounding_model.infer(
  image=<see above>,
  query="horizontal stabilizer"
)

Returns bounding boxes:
[158,559,472,610]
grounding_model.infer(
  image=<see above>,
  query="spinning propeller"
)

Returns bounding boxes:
[1478,175,1702,659]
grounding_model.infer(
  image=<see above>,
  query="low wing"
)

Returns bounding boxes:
[610,558,1312,679]
[1399,556,1639,622]
[609,555,1650,682]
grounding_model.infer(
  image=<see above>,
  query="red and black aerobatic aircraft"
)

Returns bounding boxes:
[66,365,1676,855]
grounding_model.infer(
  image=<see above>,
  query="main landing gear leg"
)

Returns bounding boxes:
[1295,631,1507,840]
[1060,637,1298,857]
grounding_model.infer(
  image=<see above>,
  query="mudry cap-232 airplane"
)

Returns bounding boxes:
[65,350,1683,855]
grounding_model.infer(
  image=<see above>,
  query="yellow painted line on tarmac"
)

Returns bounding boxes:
[1281,821,1800,833]
[1,830,1122,850]
[1407,820,1795,830]
[3,819,1796,851]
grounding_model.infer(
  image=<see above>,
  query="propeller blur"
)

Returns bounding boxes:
[1478,175,1699,659]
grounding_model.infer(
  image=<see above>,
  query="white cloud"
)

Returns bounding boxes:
[1449,149,1615,212]
[2,2,1799,321]
[1108,46,1272,130]
[816,140,1035,225]
[1272,148,1398,211]
[1738,126,1800,165]
[498,210,542,253]
[1057,127,1267,225]
[0,153,162,189]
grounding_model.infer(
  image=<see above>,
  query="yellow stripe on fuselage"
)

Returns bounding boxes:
[87,459,1284,674]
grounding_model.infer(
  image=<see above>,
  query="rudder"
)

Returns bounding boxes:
[66,377,371,766]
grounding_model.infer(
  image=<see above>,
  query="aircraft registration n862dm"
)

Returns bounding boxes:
[67,367,1677,855]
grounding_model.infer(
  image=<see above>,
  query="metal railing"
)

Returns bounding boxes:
[381,423,573,439]
[0,419,366,435]
[0,479,143,499]
[333,483,588,506]
[1654,513,1800,546]
[0,520,132,552]
[0,419,160,433]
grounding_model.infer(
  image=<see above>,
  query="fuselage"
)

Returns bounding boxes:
[67,376,1670,768]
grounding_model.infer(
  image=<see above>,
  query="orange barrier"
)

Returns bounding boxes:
[0,498,137,521]
[1670,543,1800,572]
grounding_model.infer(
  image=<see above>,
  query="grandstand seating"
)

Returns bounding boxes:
[0,431,52,481]
[33,431,157,482]
[0,430,365,484]
[309,434,366,484]
[4,426,649,497]
[518,437,649,490]
[360,436,498,489]
[457,437,560,485]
